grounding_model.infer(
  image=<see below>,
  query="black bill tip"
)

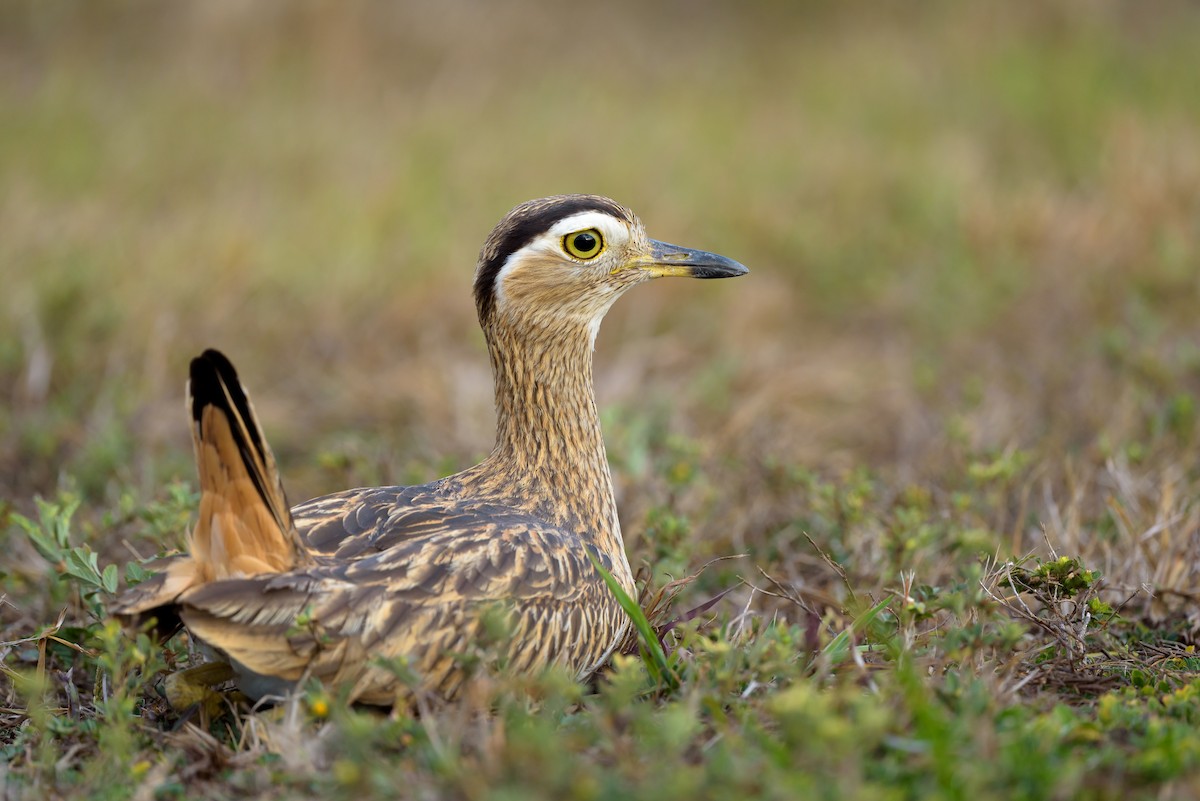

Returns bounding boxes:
[647,239,749,279]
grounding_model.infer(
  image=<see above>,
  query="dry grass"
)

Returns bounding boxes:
[3,2,1200,799]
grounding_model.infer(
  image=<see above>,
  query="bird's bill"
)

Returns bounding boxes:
[635,239,749,279]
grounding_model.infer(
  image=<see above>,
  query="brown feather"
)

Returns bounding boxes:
[187,349,309,580]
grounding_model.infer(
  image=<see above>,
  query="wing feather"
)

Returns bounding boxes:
[166,504,617,702]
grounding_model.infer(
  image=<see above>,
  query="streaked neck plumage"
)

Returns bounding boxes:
[458,306,633,591]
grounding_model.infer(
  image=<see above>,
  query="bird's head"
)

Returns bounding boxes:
[473,195,747,342]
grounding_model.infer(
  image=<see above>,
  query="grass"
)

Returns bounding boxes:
[3,1,1200,798]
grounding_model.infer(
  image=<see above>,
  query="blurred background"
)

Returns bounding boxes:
[2,1,1199,615]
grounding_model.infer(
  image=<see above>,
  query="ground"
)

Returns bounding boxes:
[2,2,1200,799]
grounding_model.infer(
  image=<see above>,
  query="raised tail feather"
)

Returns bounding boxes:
[187,349,310,579]
[112,349,310,619]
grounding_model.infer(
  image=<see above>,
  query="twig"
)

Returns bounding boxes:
[802,531,856,603]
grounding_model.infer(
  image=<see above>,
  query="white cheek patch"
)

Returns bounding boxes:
[587,311,605,350]
[491,250,522,313]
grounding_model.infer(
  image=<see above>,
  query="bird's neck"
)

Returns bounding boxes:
[462,314,631,588]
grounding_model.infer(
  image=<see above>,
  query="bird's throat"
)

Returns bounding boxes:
[467,315,631,586]
[488,320,611,499]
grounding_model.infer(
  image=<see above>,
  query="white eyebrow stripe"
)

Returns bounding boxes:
[546,212,628,241]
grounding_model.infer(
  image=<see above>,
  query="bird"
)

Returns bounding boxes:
[112,194,747,706]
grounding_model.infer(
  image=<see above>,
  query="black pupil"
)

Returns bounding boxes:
[573,232,597,253]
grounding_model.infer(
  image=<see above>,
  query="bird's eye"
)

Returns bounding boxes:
[563,229,604,261]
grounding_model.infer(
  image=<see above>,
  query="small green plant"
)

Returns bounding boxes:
[817,596,893,669]
[588,550,678,692]
[11,490,120,617]
[1008,555,1100,599]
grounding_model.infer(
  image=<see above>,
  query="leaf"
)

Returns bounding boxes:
[12,512,63,563]
[101,564,119,594]
[39,493,80,550]
[64,547,103,588]
[821,596,892,667]
[124,561,150,585]
[587,550,677,691]
[11,492,81,565]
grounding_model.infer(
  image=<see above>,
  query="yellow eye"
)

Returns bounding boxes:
[563,229,604,260]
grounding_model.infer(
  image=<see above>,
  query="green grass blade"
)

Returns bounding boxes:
[820,596,892,667]
[586,550,677,690]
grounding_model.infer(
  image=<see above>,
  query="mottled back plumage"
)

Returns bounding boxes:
[112,195,746,706]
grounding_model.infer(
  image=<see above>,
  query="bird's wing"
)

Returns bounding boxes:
[175,509,622,703]
[290,484,470,558]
